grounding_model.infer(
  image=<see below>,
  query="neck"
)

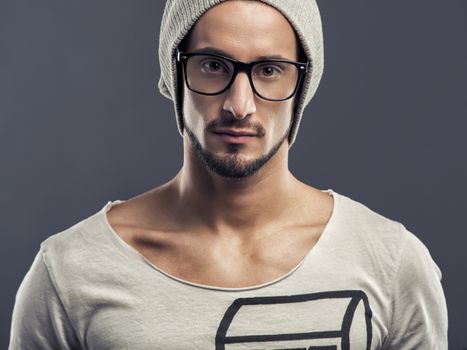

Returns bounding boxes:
[169,138,302,240]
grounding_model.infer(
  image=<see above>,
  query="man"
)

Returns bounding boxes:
[9,1,448,349]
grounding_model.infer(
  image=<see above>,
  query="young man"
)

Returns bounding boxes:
[10,1,448,349]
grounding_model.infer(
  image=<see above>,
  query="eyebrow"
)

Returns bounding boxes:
[190,46,290,61]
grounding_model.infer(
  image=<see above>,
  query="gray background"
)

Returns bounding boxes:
[1,0,465,348]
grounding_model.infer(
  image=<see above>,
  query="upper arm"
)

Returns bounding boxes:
[9,249,82,350]
[383,230,448,349]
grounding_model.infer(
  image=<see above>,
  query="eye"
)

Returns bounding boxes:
[254,63,283,78]
[262,66,277,76]
[201,59,229,74]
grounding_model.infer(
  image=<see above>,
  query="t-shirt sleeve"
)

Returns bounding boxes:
[9,249,82,350]
[384,229,448,349]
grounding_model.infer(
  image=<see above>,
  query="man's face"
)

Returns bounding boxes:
[181,0,300,179]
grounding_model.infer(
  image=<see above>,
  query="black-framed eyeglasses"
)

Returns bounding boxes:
[176,49,309,101]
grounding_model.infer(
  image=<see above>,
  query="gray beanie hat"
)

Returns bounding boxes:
[158,0,324,148]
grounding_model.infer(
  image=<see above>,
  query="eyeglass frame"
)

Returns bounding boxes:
[176,48,310,102]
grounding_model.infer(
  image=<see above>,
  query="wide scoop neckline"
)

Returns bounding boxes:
[100,188,339,292]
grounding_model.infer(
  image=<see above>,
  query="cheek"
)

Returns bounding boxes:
[266,101,294,135]
[183,91,220,132]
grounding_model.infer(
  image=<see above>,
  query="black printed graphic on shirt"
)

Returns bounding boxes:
[215,290,372,350]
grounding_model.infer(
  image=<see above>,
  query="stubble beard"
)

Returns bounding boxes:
[184,123,290,180]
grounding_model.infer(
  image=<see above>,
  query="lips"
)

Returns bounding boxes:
[213,128,258,137]
[212,128,258,144]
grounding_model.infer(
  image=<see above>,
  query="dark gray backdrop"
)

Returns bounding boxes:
[1,1,466,348]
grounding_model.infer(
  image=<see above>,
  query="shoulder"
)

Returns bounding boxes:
[331,191,436,280]
[335,191,403,232]
[40,206,104,257]
[39,203,115,285]
[334,191,409,248]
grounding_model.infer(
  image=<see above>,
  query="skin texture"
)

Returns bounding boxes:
[106,0,334,288]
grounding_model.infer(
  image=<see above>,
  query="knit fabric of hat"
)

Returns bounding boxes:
[158,0,324,149]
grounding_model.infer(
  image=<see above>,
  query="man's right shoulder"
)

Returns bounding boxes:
[39,205,110,269]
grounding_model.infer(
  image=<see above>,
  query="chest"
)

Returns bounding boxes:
[111,223,324,289]
[81,281,385,350]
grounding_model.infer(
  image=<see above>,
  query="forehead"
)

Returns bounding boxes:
[185,0,299,61]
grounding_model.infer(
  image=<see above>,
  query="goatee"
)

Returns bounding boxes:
[184,124,289,180]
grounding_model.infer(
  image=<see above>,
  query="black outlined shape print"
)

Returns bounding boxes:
[215,290,372,350]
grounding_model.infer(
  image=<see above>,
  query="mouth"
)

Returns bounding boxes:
[212,131,258,144]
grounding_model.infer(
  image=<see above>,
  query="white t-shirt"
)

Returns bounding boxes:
[9,189,448,349]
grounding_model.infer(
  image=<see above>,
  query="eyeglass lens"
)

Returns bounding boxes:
[185,55,300,100]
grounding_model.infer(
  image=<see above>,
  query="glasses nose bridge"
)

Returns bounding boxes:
[230,60,255,91]
[235,61,252,74]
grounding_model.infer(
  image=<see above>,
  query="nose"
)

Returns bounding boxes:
[222,71,257,119]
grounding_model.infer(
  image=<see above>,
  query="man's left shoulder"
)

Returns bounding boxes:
[336,191,416,257]
[337,192,406,231]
